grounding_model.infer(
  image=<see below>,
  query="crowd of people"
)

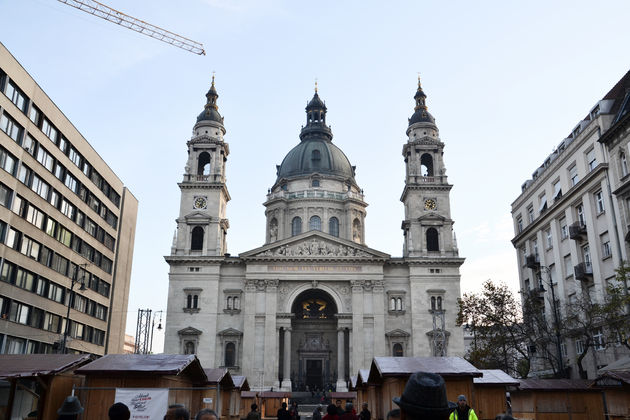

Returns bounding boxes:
[54,371,516,420]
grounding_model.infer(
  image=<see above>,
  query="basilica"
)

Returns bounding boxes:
[164,78,465,391]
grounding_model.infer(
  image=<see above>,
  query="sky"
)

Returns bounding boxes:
[1,0,629,353]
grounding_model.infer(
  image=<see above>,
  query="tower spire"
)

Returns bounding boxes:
[196,73,224,125]
[408,75,435,127]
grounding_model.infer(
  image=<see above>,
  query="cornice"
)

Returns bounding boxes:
[164,255,243,265]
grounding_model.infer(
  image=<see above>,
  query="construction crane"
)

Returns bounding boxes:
[57,0,205,55]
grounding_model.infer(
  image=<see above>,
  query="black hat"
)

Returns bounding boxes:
[393,372,455,417]
[57,396,84,415]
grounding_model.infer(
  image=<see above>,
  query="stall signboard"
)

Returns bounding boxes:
[115,388,169,420]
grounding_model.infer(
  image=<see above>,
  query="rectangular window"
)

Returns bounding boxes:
[41,118,58,142]
[564,254,572,278]
[17,164,31,185]
[9,301,30,325]
[539,193,547,213]
[58,136,68,153]
[47,282,65,303]
[1,112,23,143]
[60,199,76,220]
[575,339,585,355]
[44,312,61,332]
[576,204,585,225]
[45,217,57,237]
[84,218,96,236]
[0,146,17,175]
[11,195,24,216]
[595,190,605,213]
[29,105,41,126]
[48,189,60,207]
[88,194,100,213]
[30,174,50,200]
[38,246,53,267]
[560,217,568,239]
[516,216,523,233]
[73,294,86,312]
[68,147,81,167]
[15,267,35,291]
[64,173,78,193]
[5,81,28,112]
[546,228,553,249]
[527,205,534,223]
[587,148,597,171]
[56,226,73,247]
[582,244,592,269]
[0,182,12,207]
[36,146,55,172]
[76,210,85,227]
[36,277,48,296]
[553,180,562,200]
[20,235,40,259]
[29,307,44,329]
[54,163,65,181]
[532,239,539,258]
[569,164,579,186]
[5,227,20,249]
[593,328,606,350]
[25,204,45,229]
[22,134,36,155]
[601,232,611,258]
[0,260,16,283]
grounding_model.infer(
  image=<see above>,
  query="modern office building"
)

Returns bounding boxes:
[0,42,138,355]
[511,70,630,378]
[164,78,465,391]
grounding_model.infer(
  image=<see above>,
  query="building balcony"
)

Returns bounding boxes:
[574,262,593,281]
[265,189,365,202]
[183,173,224,183]
[526,254,540,270]
[569,222,587,240]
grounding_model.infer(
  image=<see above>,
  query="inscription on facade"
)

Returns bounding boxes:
[268,265,362,272]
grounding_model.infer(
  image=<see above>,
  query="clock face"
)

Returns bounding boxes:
[424,199,437,210]
[193,196,207,209]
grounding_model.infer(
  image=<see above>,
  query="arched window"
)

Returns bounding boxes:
[426,228,439,251]
[225,342,236,366]
[431,296,436,310]
[191,226,204,250]
[420,153,434,176]
[187,295,193,308]
[396,298,402,311]
[292,217,302,236]
[393,343,403,357]
[312,179,320,187]
[198,152,211,176]
[309,215,321,231]
[390,298,396,311]
[193,295,198,309]
[329,217,339,237]
[227,296,232,309]
[437,296,442,310]
[233,296,239,310]
[184,341,195,355]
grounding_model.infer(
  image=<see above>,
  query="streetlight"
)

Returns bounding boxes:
[60,263,88,354]
[149,310,163,353]
[535,265,565,378]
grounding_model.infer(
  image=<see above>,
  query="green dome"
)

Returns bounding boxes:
[277,138,355,179]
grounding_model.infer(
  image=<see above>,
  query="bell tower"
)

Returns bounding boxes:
[401,77,458,259]
[172,76,230,257]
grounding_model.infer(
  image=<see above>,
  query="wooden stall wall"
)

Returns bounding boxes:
[511,390,604,420]
[240,395,255,419]
[472,387,507,420]
[41,374,84,420]
[602,388,630,419]
[192,387,219,418]
[443,377,474,404]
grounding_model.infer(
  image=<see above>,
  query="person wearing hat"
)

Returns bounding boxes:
[57,395,84,420]
[109,402,130,420]
[393,372,456,420]
[449,395,478,420]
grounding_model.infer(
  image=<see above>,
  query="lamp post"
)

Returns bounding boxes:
[149,310,163,353]
[536,265,565,378]
[60,263,88,354]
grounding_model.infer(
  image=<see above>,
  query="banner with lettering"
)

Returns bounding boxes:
[114,388,169,420]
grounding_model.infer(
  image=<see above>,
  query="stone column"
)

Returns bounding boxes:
[281,327,292,390]
[274,326,281,390]
[264,280,278,390]
[241,280,257,379]
[373,280,386,357]
[336,327,347,391]
[351,280,364,376]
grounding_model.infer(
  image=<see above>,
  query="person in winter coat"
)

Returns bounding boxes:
[449,395,478,420]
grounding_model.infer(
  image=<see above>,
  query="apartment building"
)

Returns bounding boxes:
[511,70,630,379]
[0,42,138,355]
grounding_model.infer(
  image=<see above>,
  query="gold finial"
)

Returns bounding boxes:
[417,72,422,88]
[211,71,216,86]
[315,78,318,93]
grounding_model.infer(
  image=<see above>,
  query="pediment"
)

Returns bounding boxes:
[183,211,212,223]
[417,213,446,222]
[178,326,202,336]
[217,328,243,337]
[385,329,411,338]
[240,231,390,260]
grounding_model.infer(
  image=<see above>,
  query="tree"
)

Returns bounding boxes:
[457,280,530,378]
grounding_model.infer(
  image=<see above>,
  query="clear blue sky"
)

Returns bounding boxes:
[1,0,629,352]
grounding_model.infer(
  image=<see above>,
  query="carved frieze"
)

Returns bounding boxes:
[260,239,371,257]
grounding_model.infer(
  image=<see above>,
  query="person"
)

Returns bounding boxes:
[57,395,84,420]
[322,404,339,420]
[340,402,358,420]
[393,371,456,420]
[246,404,261,420]
[386,409,400,420]
[165,405,190,420]
[196,408,218,420]
[358,403,370,420]
[289,401,300,420]
[449,395,478,420]
[108,402,130,420]
[277,402,291,420]
[312,405,323,420]
[335,400,344,415]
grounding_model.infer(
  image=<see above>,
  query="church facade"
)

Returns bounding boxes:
[164,78,464,391]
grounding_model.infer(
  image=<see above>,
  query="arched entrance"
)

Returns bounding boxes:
[286,289,339,391]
